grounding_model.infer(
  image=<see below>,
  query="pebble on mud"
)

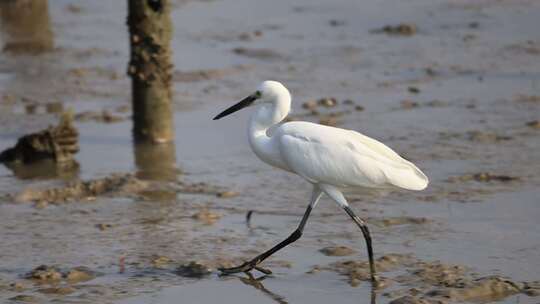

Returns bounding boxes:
[449,173,520,183]
[319,246,356,256]
[176,261,212,278]
[425,100,446,107]
[95,223,113,231]
[329,19,346,27]
[425,67,438,77]
[216,191,239,198]
[408,87,420,94]
[318,97,338,107]
[380,217,430,226]
[400,100,419,109]
[65,267,95,283]
[151,256,172,267]
[192,208,221,225]
[25,265,63,282]
[372,23,417,36]
[525,120,540,129]
[306,265,321,274]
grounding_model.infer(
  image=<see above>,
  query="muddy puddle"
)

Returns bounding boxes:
[1,0,539,303]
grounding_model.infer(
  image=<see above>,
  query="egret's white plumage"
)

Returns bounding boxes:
[214,80,429,280]
[246,80,428,193]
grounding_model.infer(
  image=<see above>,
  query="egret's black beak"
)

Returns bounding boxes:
[213,94,257,120]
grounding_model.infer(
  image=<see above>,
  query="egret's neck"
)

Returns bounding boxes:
[248,97,290,166]
[248,99,290,139]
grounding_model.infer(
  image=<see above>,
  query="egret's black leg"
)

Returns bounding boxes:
[343,206,377,282]
[218,204,313,275]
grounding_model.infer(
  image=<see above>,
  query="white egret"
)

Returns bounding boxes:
[213,80,428,282]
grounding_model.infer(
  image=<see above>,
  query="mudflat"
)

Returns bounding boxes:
[0,0,539,303]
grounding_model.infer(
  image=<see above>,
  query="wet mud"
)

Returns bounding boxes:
[12,173,147,205]
[0,0,539,303]
[323,254,540,303]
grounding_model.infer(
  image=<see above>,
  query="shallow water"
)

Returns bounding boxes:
[0,0,539,303]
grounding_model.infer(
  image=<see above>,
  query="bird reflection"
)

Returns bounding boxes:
[236,272,378,304]
[237,273,288,304]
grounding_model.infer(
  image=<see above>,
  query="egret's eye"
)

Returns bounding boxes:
[255,90,262,98]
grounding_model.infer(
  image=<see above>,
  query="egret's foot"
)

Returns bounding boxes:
[371,274,382,287]
[218,261,272,275]
[369,266,378,284]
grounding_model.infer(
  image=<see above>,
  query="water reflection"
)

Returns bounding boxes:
[237,273,378,304]
[1,159,79,180]
[238,273,288,304]
[0,0,54,54]
[133,141,179,201]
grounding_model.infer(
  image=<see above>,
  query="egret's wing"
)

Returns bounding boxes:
[277,122,428,190]
[344,129,429,190]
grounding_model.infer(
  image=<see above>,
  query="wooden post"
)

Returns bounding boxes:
[127,0,174,143]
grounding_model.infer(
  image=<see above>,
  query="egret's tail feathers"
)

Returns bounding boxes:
[382,161,429,191]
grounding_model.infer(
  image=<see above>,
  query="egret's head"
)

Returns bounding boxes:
[256,80,290,104]
[213,80,290,120]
